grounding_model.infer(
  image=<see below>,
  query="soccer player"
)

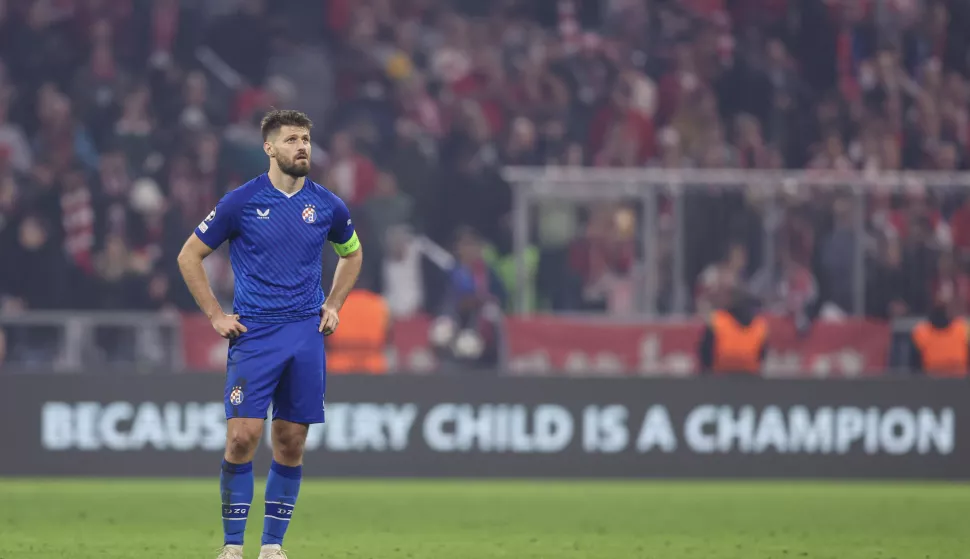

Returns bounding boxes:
[177,109,363,559]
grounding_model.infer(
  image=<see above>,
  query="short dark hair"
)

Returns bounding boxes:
[260,109,313,141]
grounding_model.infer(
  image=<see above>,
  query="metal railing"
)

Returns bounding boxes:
[0,311,184,374]
[0,309,924,375]
[503,167,970,317]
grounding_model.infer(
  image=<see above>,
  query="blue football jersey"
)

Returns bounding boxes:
[194,173,358,323]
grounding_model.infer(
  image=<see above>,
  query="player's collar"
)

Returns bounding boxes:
[275,186,302,198]
[266,174,305,198]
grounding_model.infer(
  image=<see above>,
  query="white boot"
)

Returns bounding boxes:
[259,544,289,558]
[216,544,244,559]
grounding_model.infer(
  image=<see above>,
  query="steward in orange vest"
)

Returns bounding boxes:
[698,295,768,375]
[326,288,391,374]
[909,305,969,378]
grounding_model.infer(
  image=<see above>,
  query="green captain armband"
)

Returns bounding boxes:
[331,231,361,256]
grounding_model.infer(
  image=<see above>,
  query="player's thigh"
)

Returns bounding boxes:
[272,317,326,424]
[271,418,309,445]
[225,321,289,420]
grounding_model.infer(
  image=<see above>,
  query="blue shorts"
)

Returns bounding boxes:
[224,315,326,424]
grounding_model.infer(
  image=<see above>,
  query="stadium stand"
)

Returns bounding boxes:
[1,0,970,373]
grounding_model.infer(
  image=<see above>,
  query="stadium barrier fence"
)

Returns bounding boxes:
[504,167,970,317]
[0,311,928,375]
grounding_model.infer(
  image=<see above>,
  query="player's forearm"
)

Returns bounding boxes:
[325,250,363,311]
[177,251,224,320]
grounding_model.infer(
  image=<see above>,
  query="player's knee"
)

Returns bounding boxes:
[226,423,262,460]
[273,426,307,464]
[274,443,305,465]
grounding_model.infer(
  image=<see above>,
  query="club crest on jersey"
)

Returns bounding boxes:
[302,204,317,224]
[229,385,244,406]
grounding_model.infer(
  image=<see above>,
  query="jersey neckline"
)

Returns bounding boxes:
[263,173,307,199]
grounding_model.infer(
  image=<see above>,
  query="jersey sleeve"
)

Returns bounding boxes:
[194,192,241,250]
[327,196,360,256]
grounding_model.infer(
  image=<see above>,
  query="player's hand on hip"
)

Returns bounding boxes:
[212,313,248,339]
[319,303,339,335]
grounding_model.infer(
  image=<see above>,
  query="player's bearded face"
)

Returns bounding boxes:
[272,127,312,178]
[278,150,310,177]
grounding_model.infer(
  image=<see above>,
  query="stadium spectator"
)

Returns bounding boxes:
[380,224,426,319]
[818,197,859,314]
[326,130,378,206]
[900,212,940,316]
[930,249,970,317]
[866,236,914,320]
[567,204,637,313]
[2,213,66,310]
[0,90,31,173]
[361,172,411,252]
[749,243,818,319]
[695,241,748,316]
[946,194,970,262]
[698,290,768,376]
[909,298,970,378]
[444,227,506,314]
[325,283,392,375]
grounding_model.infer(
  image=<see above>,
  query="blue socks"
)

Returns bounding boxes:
[262,461,302,546]
[220,460,254,546]
[220,459,302,547]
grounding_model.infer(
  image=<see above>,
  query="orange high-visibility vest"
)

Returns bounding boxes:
[711,310,767,374]
[327,290,390,374]
[912,319,969,378]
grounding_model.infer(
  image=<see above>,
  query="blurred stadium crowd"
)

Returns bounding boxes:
[2,0,970,325]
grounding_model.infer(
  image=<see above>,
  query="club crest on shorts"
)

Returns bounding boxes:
[229,385,244,406]
[302,204,316,224]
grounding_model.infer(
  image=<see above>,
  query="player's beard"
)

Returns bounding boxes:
[278,155,310,178]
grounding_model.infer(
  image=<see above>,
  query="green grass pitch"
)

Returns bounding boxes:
[0,479,967,558]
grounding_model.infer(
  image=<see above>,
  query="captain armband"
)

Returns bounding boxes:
[331,231,361,257]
